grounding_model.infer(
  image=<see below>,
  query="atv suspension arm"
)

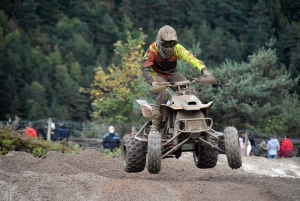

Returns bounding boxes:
[134,120,151,142]
[161,136,191,159]
[198,137,226,154]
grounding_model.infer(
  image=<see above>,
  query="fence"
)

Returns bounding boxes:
[2,118,299,153]
[1,118,143,140]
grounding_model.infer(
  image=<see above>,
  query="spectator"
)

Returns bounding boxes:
[267,134,280,159]
[36,120,46,140]
[49,122,57,141]
[102,126,120,152]
[24,123,38,139]
[239,137,244,156]
[249,134,256,156]
[254,140,269,158]
[51,122,56,134]
[279,135,294,158]
[240,132,251,156]
[57,123,70,141]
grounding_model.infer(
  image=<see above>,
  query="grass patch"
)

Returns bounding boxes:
[103,148,120,158]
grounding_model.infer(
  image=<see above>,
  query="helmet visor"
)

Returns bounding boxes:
[160,40,178,48]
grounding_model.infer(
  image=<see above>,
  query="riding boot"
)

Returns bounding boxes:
[151,105,162,132]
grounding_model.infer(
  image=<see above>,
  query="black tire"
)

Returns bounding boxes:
[147,130,161,174]
[193,140,218,169]
[120,134,146,173]
[223,126,242,169]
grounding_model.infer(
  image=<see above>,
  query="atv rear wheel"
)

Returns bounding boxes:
[121,134,146,173]
[223,126,242,169]
[147,130,161,174]
[193,139,218,169]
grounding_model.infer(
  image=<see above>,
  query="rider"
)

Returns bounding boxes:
[142,25,214,132]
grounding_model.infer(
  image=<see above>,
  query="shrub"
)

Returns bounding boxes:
[0,123,81,157]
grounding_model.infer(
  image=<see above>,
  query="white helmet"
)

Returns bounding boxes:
[156,25,178,59]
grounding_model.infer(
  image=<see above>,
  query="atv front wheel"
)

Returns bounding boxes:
[121,134,146,173]
[223,126,242,169]
[193,139,218,169]
[147,130,161,174]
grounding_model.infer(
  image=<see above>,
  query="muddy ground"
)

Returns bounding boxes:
[0,149,300,201]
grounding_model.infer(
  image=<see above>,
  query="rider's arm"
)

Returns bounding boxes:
[142,67,154,84]
[174,44,206,71]
[142,43,157,84]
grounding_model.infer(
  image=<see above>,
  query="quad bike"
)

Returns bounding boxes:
[120,77,242,174]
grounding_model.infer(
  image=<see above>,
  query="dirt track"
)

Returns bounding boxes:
[0,150,300,201]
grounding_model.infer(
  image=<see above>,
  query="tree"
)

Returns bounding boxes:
[214,0,248,36]
[36,1,60,34]
[289,44,300,96]
[200,46,299,136]
[23,81,48,120]
[90,30,147,123]
[56,15,82,40]
[277,21,300,67]
[13,0,40,32]
[246,0,275,53]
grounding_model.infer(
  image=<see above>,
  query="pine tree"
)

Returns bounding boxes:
[36,1,60,34]
[277,22,300,67]
[246,0,275,53]
[23,81,48,120]
[214,0,249,36]
[13,0,39,32]
[289,44,300,96]
[201,46,298,136]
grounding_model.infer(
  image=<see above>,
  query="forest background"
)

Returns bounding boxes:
[0,0,300,137]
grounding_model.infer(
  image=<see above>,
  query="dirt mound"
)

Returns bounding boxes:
[0,150,300,201]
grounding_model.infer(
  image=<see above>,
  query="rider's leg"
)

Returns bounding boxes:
[151,75,169,131]
[169,71,187,85]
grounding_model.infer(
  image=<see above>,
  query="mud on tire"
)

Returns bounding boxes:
[147,130,161,174]
[193,140,218,169]
[121,134,146,173]
[224,126,242,169]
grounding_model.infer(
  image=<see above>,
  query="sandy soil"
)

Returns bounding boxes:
[0,150,300,201]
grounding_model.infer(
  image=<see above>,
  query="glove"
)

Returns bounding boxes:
[152,81,158,86]
[201,68,214,78]
[201,68,217,84]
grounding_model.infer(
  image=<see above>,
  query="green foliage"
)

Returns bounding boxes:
[32,147,46,157]
[0,0,300,125]
[0,125,82,157]
[23,81,48,119]
[201,45,299,137]
[103,148,120,158]
[56,16,82,39]
[90,30,147,123]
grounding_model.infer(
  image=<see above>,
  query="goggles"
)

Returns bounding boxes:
[160,40,178,48]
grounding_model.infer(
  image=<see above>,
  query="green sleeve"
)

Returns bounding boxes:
[174,44,206,71]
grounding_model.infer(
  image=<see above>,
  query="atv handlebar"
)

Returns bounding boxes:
[150,77,218,94]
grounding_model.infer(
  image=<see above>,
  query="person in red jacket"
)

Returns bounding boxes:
[280,135,294,158]
[24,123,38,139]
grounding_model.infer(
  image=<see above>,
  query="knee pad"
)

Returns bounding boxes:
[156,90,169,104]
